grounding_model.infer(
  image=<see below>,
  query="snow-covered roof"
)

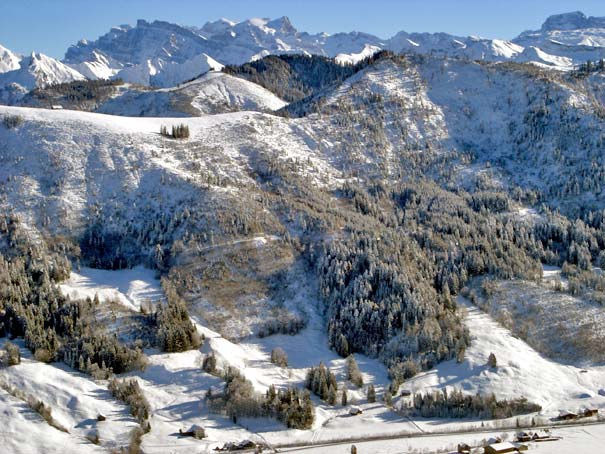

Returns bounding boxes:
[486,442,518,452]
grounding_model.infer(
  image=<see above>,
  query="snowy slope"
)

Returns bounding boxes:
[0,104,337,237]
[1,98,604,450]
[403,298,605,415]
[335,44,382,65]
[0,341,139,453]
[60,266,165,312]
[183,71,286,113]
[0,390,105,454]
[279,424,605,454]
[98,71,286,116]
[63,12,605,91]
[64,20,225,87]
[5,10,605,95]
[67,50,119,80]
[64,20,216,86]
[3,53,605,230]
[63,17,383,87]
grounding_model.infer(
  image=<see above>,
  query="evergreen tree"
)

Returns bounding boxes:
[327,385,337,405]
[202,352,217,374]
[346,355,364,387]
[488,352,497,369]
[366,384,376,403]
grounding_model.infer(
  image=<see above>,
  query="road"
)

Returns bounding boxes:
[269,418,605,453]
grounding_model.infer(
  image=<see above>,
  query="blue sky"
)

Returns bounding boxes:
[1,0,605,58]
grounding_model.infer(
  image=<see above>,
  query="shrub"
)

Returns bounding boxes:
[4,341,20,366]
[2,114,24,129]
[85,429,100,445]
[270,347,288,367]
[367,384,376,403]
[128,427,145,454]
[202,352,218,374]
[341,385,348,406]
[33,349,53,363]
[193,426,206,439]
[160,123,190,139]
[488,352,498,369]
[108,378,150,425]
[27,397,68,432]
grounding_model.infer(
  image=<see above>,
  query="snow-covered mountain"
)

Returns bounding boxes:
[0,44,21,73]
[3,11,605,92]
[62,17,385,87]
[0,52,85,90]
[0,51,85,104]
[514,11,605,65]
[64,20,223,86]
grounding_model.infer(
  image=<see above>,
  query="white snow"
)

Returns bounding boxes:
[403,298,605,416]
[59,266,164,311]
[279,423,605,453]
[0,43,21,74]
[5,11,605,95]
[335,44,382,65]
[68,50,119,80]
[0,390,106,454]
[187,72,286,113]
[0,340,138,453]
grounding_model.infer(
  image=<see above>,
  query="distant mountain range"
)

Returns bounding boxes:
[2,11,605,92]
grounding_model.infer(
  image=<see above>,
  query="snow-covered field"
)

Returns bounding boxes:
[405,298,605,417]
[0,340,138,453]
[60,266,164,311]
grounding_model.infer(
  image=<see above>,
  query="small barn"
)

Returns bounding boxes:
[179,424,205,439]
[557,410,578,421]
[457,442,471,453]
[581,408,598,418]
[483,442,519,454]
[516,431,532,442]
